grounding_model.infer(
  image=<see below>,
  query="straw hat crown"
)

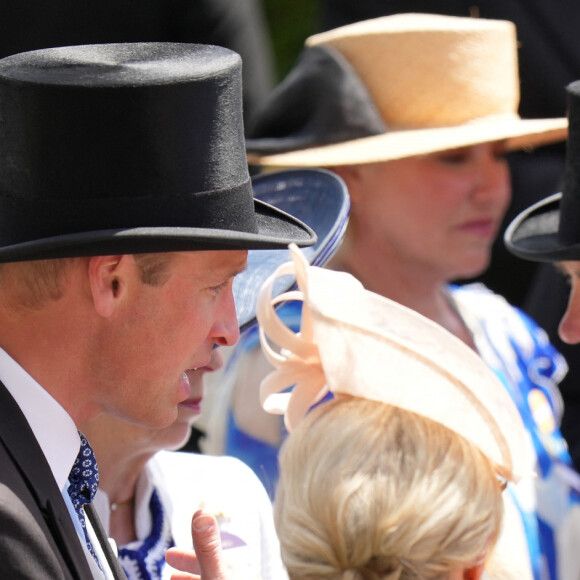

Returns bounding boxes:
[306,13,519,129]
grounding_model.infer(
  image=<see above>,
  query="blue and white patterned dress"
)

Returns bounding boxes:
[451,283,580,580]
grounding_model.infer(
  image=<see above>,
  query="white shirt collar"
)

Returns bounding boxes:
[0,346,80,490]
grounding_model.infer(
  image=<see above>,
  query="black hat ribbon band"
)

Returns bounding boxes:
[0,180,257,245]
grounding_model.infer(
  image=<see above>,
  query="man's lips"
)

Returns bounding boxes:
[179,372,191,401]
[190,357,212,372]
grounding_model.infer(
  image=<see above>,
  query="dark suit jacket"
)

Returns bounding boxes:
[0,381,114,579]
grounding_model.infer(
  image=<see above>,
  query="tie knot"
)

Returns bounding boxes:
[68,431,99,509]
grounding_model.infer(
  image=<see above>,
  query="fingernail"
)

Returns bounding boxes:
[193,514,214,532]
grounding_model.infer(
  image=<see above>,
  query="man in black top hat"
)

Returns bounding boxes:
[506,81,580,387]
[0,42,315,579]
[505,87,580,580]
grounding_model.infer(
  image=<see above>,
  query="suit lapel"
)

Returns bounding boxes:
[86,503,128,580]
[0,381,95,578]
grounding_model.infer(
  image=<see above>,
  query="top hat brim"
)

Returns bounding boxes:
[247,116,568,168]
[0,184,318,263]
[504,193,580,261]
[234,168,350,333]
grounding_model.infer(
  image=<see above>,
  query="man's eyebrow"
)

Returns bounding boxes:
[230,263,248,278]
[202,262,247,285]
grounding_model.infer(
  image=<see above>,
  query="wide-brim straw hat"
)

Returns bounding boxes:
[505,81,580,261]
[246,13,567,168]
[256,244,532,483]
[0,42,316,262]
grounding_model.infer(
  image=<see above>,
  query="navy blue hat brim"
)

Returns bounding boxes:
[234,168,350,333]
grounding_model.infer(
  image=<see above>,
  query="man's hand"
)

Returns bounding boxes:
[166,510,231,580]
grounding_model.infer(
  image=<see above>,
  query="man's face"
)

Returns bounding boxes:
[93,250,247,428]
[557,261,580,344]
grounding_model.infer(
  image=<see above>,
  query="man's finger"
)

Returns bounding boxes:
[166,547,200,579]
[169,573,200,580]
[191,511,230,579]
[165,510,231,580]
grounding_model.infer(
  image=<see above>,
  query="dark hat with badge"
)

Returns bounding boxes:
[506,81,580,262]
[0,42,316,262]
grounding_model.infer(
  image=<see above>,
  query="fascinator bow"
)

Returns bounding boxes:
[257,244,533,483]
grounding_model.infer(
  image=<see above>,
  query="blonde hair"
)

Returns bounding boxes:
[275,396,503,580]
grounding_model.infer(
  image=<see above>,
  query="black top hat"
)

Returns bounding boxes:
[0,42,316,262]
[505,81,580,262]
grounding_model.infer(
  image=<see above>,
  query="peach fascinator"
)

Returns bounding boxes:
[257,244,532,483]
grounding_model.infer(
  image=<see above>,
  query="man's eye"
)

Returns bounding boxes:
[209,281,228,295]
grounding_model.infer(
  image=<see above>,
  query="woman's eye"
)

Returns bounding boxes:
[433,150,469,165]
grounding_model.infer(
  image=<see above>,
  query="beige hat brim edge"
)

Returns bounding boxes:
[247,116,567,168]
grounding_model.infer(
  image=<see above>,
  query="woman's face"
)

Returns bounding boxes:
[344,141,511,281]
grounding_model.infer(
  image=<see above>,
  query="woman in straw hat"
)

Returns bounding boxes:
[217,12,580,580]
[256,244,532,580]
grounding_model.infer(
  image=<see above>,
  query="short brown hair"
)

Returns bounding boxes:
[0,252,176,310]
[0,258,76,309]
[133,253,175,286]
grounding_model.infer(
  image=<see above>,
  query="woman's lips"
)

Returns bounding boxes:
[179,396,203,414]
[457,219,497,237]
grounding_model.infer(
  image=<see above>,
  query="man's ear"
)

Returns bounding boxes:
[87,255,130,317]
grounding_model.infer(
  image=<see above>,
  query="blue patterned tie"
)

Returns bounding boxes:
[67,431,102,569]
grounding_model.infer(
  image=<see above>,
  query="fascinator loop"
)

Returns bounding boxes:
[257,259,327,430]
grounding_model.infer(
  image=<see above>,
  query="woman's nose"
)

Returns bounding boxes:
[474,150,511,207]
